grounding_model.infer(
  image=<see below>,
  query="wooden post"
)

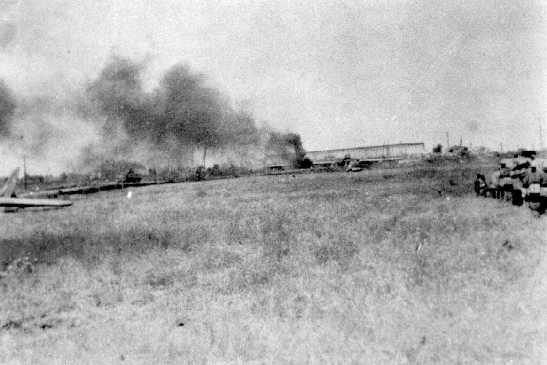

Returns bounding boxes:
[23,154,27,191]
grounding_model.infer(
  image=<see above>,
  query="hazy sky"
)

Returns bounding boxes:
[1,0,546,152]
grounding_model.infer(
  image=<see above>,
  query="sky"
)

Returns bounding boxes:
[0,0,546,167]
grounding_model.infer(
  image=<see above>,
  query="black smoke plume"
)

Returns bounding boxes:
[266,132,311,168]
[0,55,304,174]
[86,57,261,161]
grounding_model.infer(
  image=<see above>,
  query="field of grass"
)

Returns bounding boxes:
[0,165,545,364]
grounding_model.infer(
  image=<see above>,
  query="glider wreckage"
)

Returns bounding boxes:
[0,168,72,211]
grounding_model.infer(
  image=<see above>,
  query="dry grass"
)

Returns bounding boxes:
[0,167,545,364]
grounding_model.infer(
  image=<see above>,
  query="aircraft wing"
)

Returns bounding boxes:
[0,168,20,197]
[0,197,72,208]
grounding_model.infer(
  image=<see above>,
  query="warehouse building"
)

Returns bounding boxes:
[306,142,425,163]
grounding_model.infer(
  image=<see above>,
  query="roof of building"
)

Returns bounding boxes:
[306,142,425,154]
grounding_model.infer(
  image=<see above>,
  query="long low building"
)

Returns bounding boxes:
[306,142,425,162]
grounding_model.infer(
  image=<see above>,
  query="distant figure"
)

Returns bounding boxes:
[490,167,502,199]
[510,160,527,206]
[523,166,543,188]
[499,163,513,201]
[523,166,544,213]
[474,174,487,196]
[194,166,206,181]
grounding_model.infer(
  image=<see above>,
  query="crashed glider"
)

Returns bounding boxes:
[0,168,72,209]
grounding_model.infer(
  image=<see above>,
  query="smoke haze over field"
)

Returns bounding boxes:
[0,0,546,174]
[0,54,303,175]
[0,80,16,136]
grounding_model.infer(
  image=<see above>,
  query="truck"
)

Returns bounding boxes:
[478,150,547,214]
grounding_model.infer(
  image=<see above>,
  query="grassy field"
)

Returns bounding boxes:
[0,165,545,364]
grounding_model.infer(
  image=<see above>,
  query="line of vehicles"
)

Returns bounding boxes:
[267,155,402,173]
[474,150,546,214]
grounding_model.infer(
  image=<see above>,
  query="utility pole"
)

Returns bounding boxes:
[446,132,450,148]
[23,154,27,191]
[20,135,27,191]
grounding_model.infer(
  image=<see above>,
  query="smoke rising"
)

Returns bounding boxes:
[266,132,311,168]
[0,80,15,136]
[82,56,271,169]
[0,54,303,175]
[87,57,261,151]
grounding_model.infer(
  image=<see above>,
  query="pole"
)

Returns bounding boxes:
[23,154,27,191]
[446,132,450,148]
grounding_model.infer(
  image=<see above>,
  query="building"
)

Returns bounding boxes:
[305,142,425,163]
